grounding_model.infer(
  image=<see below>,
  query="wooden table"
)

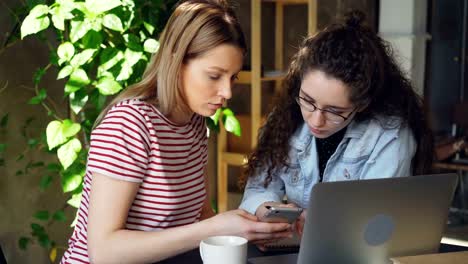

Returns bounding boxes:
[156,242,468,264]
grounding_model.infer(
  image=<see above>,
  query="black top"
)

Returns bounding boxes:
[316,127,347,182]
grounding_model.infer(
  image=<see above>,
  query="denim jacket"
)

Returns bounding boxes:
[240,116,417,214]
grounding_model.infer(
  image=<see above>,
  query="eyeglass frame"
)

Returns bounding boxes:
[295,95,357,125]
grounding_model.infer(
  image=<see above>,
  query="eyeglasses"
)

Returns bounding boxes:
[295,96,356,124]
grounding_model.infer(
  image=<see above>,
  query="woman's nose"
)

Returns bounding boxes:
[309,110,326,127]
[219,80,232,100]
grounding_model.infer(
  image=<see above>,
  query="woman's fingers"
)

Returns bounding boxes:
[250,221,291,233]
[236,209,259,221]
[296,210,307,237]
[248,230,292,241]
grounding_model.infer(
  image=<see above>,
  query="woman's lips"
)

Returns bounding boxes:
[309,126,324,135]
[208,103,223,110]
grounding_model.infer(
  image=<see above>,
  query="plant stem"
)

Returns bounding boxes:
[0,81,7,94]
[33,64,63,121]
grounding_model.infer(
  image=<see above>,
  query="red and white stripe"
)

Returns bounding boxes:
[61,99,208,263]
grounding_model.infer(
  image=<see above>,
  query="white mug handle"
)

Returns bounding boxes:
[199,242,204,263]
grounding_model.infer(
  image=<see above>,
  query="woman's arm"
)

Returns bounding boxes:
[87,173,292,263]
[200,168,215,220]
[239,169,287,216]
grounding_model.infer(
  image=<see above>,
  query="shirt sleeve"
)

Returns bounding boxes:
[87,103,151,183]
[361,124,417,179]
[239,169,286,214]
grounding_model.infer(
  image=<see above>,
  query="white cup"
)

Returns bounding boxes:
[199,235,248,264]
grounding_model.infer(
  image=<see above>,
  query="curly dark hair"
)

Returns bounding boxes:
[242,10,434,188]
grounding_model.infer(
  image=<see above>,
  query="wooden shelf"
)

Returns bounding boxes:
[433,162,468,171]
[262,0,309,5]
[221,152,248,166]
[216,0,317,213]
[236,70,286,84]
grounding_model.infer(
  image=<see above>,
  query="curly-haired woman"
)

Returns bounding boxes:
[239,11,434,238]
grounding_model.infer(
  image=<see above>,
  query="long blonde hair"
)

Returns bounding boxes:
[94,0,246,126]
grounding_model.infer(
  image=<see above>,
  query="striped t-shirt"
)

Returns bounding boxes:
[61,99,208,263]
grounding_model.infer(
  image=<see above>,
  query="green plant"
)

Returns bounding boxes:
[10,0,241,261]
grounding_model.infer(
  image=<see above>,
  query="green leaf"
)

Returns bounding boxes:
[0,158,4,167]
[28,88,47,105]
[50,7,65,31]
[39,175,53,191]
[70,90,89,114]
[70,20,92,42]
[67,193,82,208]
[46,121,67,150]
[210,108,222,126]
[205,117,219,134]
[99,48,123,71]
[0,113,9,128]
[38,234,51,248]
[49,3,74,31]
[89,17,103,32]
[19,237,30,250]
[31,223,45,236]
[117,49,143,81]
[49,51,59,66]
[25,161,45,174]
[46,119,81,150]
[57,138,82,169]
[70,49,96,67]
[103,14,123,31]
[65,68,90,93]
[89,89,107,112]
[47,163,62,172]
[16,154,24,161]
[57,65,73,79]
[123,33,142,51]
[21,5,50,39]
[223,114,241,137]
[82,30,103,49]
[143,21,155,34]
[85,0,122,15]
[57,42,75,63]
[222,108,235,117]
[96,76,123,95]
[34,210,50,221]
[0,143,6,153]
[27,138,40,148]
[70,211,79,227]
[16,170,23,176]
[52,210,67,222]
[61,166,84,192]
[62,119,81,138]
[143,38,159,53]
[33,68,47,86]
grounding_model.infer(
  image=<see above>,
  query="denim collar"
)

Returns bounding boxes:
[290,119,370,151]
[290,116,402,152]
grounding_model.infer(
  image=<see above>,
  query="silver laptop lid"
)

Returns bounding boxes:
[297,173,458,264]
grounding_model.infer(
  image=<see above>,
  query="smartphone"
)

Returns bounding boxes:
[260,205,303,223]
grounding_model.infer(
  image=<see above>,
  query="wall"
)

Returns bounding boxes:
[0,0,73,263]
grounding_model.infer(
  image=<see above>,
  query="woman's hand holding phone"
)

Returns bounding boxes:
[255,202,303,230]
[254,202,303,251]
[295,209,307,237]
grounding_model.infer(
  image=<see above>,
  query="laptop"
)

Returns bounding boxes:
[248,173,458,264]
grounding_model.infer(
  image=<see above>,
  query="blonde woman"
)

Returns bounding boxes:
[61,1,291,263]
